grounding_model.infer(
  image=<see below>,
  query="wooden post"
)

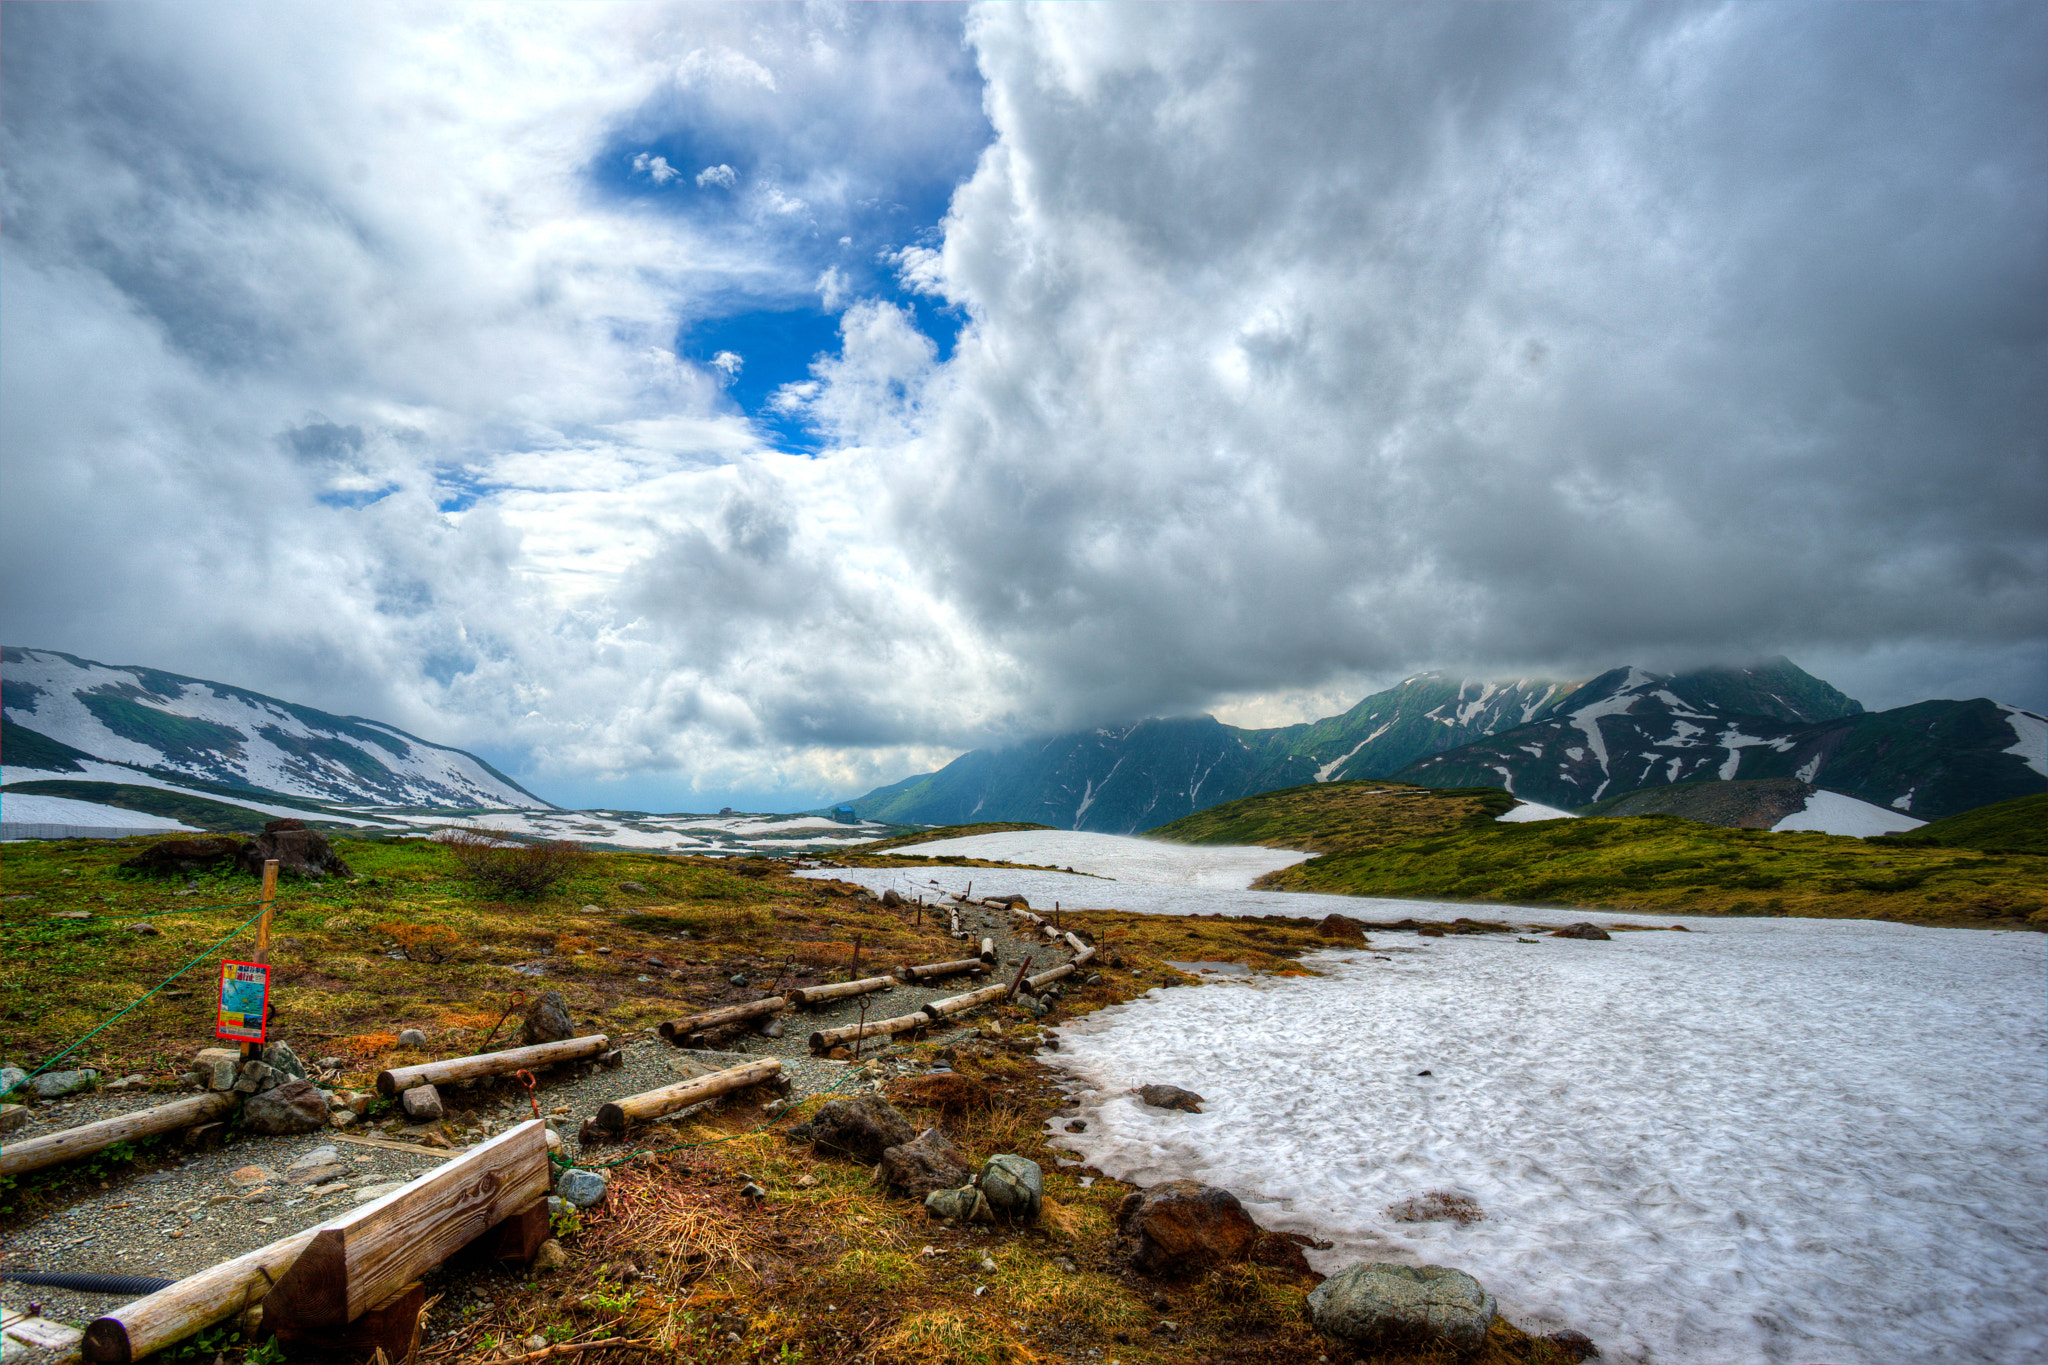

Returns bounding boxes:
[594,1058,782,1131]
[1004,955,1034,1003]
[260,1122,551,1334]
[245,858,279,1059]
[849,934,861,983]
[375,1034,610,1096]
[0,1092,237,1179]
[84,1228,319,1364]
[655,997,787,1041]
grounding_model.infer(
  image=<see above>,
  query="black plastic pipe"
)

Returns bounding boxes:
[0,1270,176,1294]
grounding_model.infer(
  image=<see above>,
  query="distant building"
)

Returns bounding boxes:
[832,805,859,824]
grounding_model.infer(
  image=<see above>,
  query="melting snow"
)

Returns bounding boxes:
[1496,802,1578,823]
[1995,704,2047,778]
[1771,790,1926,837]
[1,792,199,830]
[1316,731,1382,782]
[889,830,1306,890]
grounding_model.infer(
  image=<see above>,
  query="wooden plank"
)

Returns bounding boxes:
[0,1092,238,1179]
[260,1121,551,1329]
[787,975,894,1008]
[595,1058,782,1131]
[327,1132,465,1159]
[376,1033,609,1096]
[656,997,786,1041]
[85,1228,319,1364]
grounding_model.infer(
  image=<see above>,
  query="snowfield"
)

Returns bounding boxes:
[1497,801,1579,822]
[1771,789,1925,837]
[810,834,2047,1363]
[886,830,1307,888]
[0,792,198,831]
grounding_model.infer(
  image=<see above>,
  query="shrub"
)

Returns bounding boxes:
[439,827,588,898]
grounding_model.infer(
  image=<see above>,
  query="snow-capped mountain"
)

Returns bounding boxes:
[2,647,549,810]
[1394,666,2043,821]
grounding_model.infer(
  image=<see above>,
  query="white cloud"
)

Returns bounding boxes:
[884,244,946,297]
[695,162,737,189]
[709,350,743,380]
[815,265,849,311]
[676,45,777,93]
[631,152,681,184]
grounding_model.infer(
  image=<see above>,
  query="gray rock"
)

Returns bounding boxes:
[923,1185,989,1222]
[979,1154,1042,1222]
[193,1049,240,1091]
[0,1066,26,1100]
[798,1094,917,1163]
[234,1061,287,1094]
[242,1079,331,1134]
[260,1041,309,1079]
[30,1069,98,1098]
[396,1028,429,1048]
[0,1104,27,1133]
[879,1127,975,1198]
[1307,1262,1498,1352]
[617,882,651,895]
[520,991,576,1047]
[1136,1084,1205,1113]
[1553,923,1612,941]
[758,1018,785,1039]
[401,1084,445,1121]
[728,973,748,988]
[289,1145,341,1170]
[556,1167,609,1209]
[235,822,351,880]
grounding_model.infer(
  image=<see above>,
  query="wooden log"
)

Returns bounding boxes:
[1025,962,1077,992]
[809,1011,930,1053]
[375,1034,610,1096]
[1072,944,1097,968]
[1,1091,237,1179]
[656,997,787,1041]
[1010,907,1044,927]
[595,1058,782,1132]
[259,1122,551,1333]
[897,957,989,984]
[978,937,997,965]
[788,975,894,1008]
[921,981,1014,1019]
[85,1227,320,1364]
[1063,931,1087,955]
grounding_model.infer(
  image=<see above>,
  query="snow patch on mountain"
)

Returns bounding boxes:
[1497,801,1578,823]
[1772,791,1926,837]
[1997,704,2047,778]
[2,792,200,831]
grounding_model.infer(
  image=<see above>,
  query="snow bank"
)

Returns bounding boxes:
[896,830,1307,889]
[1049,917,2046,1365]
[1496,801,1579,823]
[0,793,198,830]
[1772,789,1925,837]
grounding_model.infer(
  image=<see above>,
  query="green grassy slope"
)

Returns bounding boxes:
[1870,792,2048,856]
[1145,780,1515,851]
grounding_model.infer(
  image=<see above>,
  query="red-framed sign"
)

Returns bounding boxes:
[216,960,271,1043]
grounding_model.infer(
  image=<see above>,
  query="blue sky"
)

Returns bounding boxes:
[3,2,2042,814]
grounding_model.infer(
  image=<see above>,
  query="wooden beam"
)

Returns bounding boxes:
[1071,944,1097,968]
[787,975,894,1008]
[1025,962,1078,992]
[921,981,1013,1020]
[1063,931,1087,955]
[376,1034,609,1096]
[808,1011,929,1053]
[594,1058,782,1131]
[893,957,989,984]
[84,1228,319,1364]
[0,1092,237,1180]
[656,997,787,1041]
[259,1121,551,1331]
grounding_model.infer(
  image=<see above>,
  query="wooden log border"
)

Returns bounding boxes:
[375,1034,609,1096]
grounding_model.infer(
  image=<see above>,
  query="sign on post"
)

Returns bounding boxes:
[216,960,271,1043]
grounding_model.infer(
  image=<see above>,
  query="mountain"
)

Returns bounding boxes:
[1391,665,2043,822]
[845,674,1576,833]
[2,646,549,811]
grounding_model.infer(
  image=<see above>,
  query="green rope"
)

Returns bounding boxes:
[0,899,274,1104]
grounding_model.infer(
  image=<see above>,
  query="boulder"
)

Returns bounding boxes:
[520,991,576,1047]
[236,821,352,879]
[880,1127,975,1197]
[796,1094,916,1163]
[556,1168,609,1209]
[1552,923,1611,941]
[397,1028,429,1048]
[260,1041,308,1080]
[1136,1084,1205,1113]
[1306,1262,1497,1352]
[890,1072,991,1112]
[401,1084,445,1121]
[242,1079,331,1134]
[1316,914,1366,940]
[923,1185,989,1222]
[0,1066,26,1098]
[881,889,905,908]
[1116,1180,1260,1274]
[979,1155,1042,1222]
[193,1048,241,1091]
[120,837,242,877]
[30,1069,99,1099]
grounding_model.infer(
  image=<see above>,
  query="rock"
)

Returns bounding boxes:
[1316,914,1366,940]
[1306,1262,1498,1353]
[728,973,748,988]
[0,1066,25,1098]
[979,1154,1043,1222]
[556,1168,609,1209]
[401,1084,445,1121]
[30,1069,99,1098]
[260,1042,308,1079]
[1136,1084,1205,1113]
[923,1186,989,1222]
[617,881,650,895]
[396,1028,429,1048]
[127,922,162,937]
[228,1165,278,1188]
[0,1104,26,1133]
[1553,923,1612,941]
[881,889,905,908]
[288,1162,349,1187]
[891,1072,991,1112]
[243,1079,331,1134]
[798,1094,916,1163]
[327,1110,358,1130]
[104,1074,149,1092]
[234,1061,287,1095]
[534,1239,571,1272]
[545,1128,562,1154]
[119,836,242,876]
[1542,1329,1601,1361]
[879,1127,974,1198]
[758,1018,785,1039]
[290,1144,341,1169]
[1249,1231,1318,1276]
[1085,973,1103,986]
[194,1048,241,1091]
[1116,1180,1260,1274]
[520,991,576,1047]
[353,1180,406,1203]
[235,821,352,880]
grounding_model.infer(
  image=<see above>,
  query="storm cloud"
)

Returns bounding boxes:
[3,2,2041,809]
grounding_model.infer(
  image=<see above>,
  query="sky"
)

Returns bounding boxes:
[3,1,2043,813]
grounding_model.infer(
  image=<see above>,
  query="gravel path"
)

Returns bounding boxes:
[0,899,1083,1351]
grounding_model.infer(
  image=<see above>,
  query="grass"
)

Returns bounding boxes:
[1258,813,2047,928]
[1869,791,2048,856]
[1145,780,1516,852]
